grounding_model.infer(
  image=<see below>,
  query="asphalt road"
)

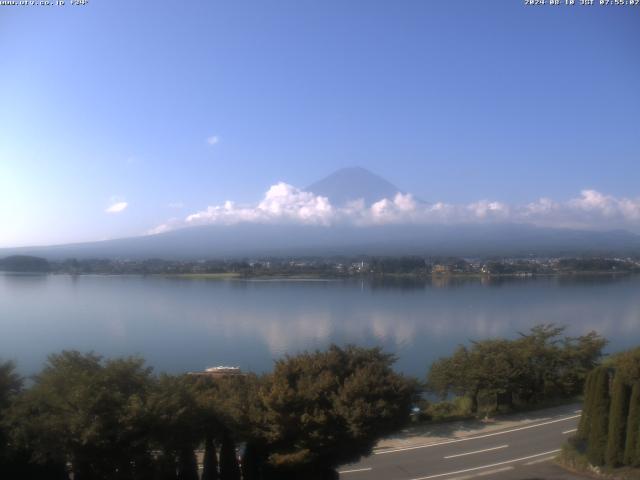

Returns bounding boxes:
[339,406,585,480]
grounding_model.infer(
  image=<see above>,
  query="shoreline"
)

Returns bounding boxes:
[1,271,638,280]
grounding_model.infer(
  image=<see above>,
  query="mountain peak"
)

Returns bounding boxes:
[306,167,401,206]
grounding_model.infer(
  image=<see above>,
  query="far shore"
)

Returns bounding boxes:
[1,271,638,281]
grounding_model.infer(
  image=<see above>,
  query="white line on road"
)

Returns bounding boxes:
[375,415,579,455]
[524,455,557,465]
[409,449,561,480]
[338,467,373,474]
[446,466,514,480]
[476,466,514,476]
[562,428,577,434]
[444,444,508,459]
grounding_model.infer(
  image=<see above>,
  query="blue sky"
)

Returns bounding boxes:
[1,0,639,247]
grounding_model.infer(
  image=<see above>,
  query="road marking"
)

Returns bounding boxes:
[574,410,582,414]
[408,449,561,480]
[447,466,514,480]
[476,466,514,476]
[375,415,580,455]
[444,444,508,459]
[338,467,373,474]
[524,455,556,465]
[562,428,578,434]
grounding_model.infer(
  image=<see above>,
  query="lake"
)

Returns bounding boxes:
[1,273,639,377]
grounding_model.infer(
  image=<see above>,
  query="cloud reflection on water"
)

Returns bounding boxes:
[1,274,639,375]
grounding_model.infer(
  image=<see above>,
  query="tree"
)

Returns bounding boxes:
[605,373,630,467]
[177,448,198,480]
[201,434,219,480]
[1,362,69,479]
[587,367,610,466]
[8,351,154,480]
[428,340,525,413]
[427,325,606,414]
[0,255,50,272]
[147,375,204,480]
[577,368,597,441]
[192,373,264,479]
[241,442,262,480]
[611,347,640,385]
[254,345,419,478]
[427,346,475,409]
[0,361,21,412]
[623,382,640,467]
[558,331,607,397]
[219,431,241,480]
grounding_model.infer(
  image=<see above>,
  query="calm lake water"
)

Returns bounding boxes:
[1,273,639,377]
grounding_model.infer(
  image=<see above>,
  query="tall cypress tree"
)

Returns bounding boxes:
[219,432,241,480]
[587,367,611,466]
[177,448,198,480]
[241,442,262,480]
[605,373,631,467]
[202,434,219,480]
[625,382,640,467]
[578,369,597,440]
[154,453,178,480]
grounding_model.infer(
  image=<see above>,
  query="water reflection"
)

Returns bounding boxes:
[0,273,639,377]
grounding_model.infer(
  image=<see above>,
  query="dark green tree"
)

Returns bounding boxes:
[0,361,46,479]
[612,347,640,385]
[587,367,611,466]
[0,361,21,412]
[201,434,219,480]
[177,448,198,480]
[219,431,241,480]
[8,351,153,480]
[153,454,178,480]
[577,368,597,441]
[605,373,630,467]
[515,324,565,403]
[255,345,419,477]
[428,325,605,415]
[427,346,476,410]
[241,442,262,480]
[147,375,204,480]
[428,340,525,413]
[623,382,640,467]
[558,331,607,397]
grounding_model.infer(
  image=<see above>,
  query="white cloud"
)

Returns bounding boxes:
[186,182,334,226]
[147,183,640,235]
[147,223,171,235]
[206,135,220,146]
[105,201,128,214]
[146,218,182,236]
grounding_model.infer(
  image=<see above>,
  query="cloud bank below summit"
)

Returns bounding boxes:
[148,183,640,235]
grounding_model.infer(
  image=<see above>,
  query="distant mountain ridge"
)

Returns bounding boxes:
[2,167,640,260]
[2,223,639,260]
[306,167,402,205]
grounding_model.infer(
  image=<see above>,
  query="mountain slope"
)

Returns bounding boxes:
[3,168,640,260]
[306,167,401,205]
[2,223,639,260]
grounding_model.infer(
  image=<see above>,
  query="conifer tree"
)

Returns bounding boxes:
[202,434,219,480]
[624,382,640,467]
[177,448,198,480]
[241,442,262,480]
[587,367,611,466]
[577,368,597,440]
[605,373,630,467]
[219,431,241,480]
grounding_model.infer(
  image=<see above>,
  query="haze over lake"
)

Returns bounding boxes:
[2,273,639,377]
